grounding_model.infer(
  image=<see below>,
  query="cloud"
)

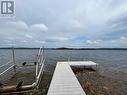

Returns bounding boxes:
[83,37,127,48]
[5,20,28,31]
[46,36,70,42]
[30,24,48,32]
[21,40,28,43]
[0,20,48,47]
[86,40,101,44]
[25,34,33,39]
[34,40,46,44]
[0,0,127,47]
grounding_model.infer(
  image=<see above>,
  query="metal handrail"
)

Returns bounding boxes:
[36,47,43,76]
[35,47,45,87]
[0,61,12,68]
[0,65,14,76]
[36,59,45,86]
[0,47,45,94]
[0,48,16,76]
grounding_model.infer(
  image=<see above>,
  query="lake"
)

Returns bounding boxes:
[0,49,127,82]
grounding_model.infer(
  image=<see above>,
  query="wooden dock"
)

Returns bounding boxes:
[47,61,97,95]
[64,61,97,67]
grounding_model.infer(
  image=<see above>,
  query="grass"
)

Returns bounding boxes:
[73,68,127,95]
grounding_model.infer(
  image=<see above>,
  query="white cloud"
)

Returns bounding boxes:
[49,36,69,42]
[86,40,100,44]
[21,40,28,43]
[120,36,126,40]
[3,40,11,43]
[84,37,127,48]
[69,19,83,29]
[34,40,46,44]
[30,24,48,32]
[25,34,33,39]
[6,20,29,31]
[0,0,127,47]
[111,36,127,45]
[0,20,48,47]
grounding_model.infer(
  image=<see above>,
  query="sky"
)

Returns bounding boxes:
[0,0,127,48]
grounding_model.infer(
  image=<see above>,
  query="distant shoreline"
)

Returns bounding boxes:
[0,47,127,50]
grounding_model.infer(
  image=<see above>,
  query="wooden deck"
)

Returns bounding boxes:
[47,61,92,95]
[62,61,98,66]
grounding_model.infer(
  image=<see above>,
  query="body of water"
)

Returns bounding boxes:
[0,49,127,81]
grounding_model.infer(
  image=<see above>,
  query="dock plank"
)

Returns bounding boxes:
[47,62,86,95]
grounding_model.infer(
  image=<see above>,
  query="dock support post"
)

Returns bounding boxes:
[12,47,16,73]
[42,46,44,63]
[68,56,70,61]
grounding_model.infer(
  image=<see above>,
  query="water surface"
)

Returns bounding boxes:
[0,49,127,80]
